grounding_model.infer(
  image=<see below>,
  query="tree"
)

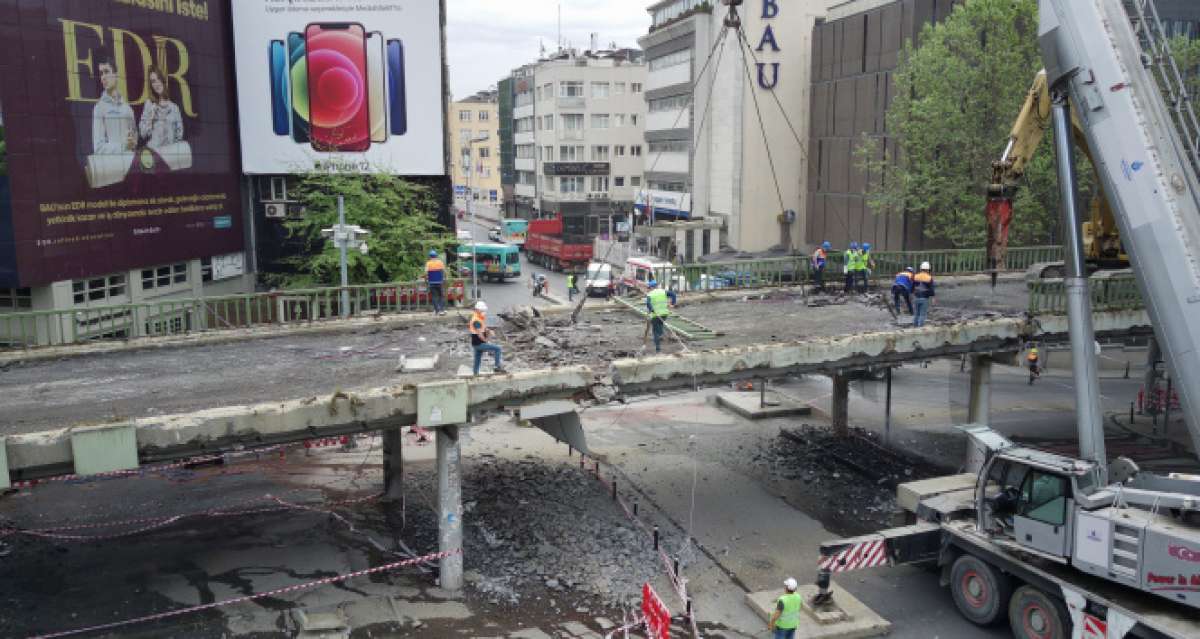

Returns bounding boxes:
[862,0,1064,248]
[264,173,453,289]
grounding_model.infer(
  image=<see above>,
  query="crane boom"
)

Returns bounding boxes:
[1040,0,1200,455]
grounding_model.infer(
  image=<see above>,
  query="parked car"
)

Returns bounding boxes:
[487,226,502,242]
[584,262,614,298]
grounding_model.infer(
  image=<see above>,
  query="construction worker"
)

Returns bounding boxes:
[645,280,677,354]
[566,273,577,301]
[913,261,936,327]
[426,250,447,315]
[469,301,505,375]
[843,242,862,294]
[892,267,915,315]
[768,577,803,639]
[860,242,875,292]
[811,241,830,292]
[1027,346,1041,383]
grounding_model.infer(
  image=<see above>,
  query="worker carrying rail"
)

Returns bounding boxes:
[645,280,677,354]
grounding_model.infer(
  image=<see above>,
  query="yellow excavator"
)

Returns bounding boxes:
[987,70,1127,279]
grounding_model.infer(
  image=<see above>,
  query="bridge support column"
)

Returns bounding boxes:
[382,428,403,501]
[831,373,850,436]
[437,425,463,591]
[968,355,993,425]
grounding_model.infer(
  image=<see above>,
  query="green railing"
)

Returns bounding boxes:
[1028,273,1144,314]
[635,246,1065,293]
[0,279,469,351]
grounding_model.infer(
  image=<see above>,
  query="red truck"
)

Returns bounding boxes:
[524,215,592,273]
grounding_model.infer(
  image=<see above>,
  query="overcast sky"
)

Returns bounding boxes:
[446,0,652,99]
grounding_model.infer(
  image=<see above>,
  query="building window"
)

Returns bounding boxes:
[536,86,543,102]
[543,145,555,161]
[141,263,189,291]
[649,180,686,192]
[269,176,288,201]
[649,95,689,112]
[0,287,32,310]
[632,83,643,93]
[649,140,689,154]
[479,110,489,122]
[614,176,625,187]
[591,82,610,98]
[631,176,642,187]
[544,114,555,130]
[592,145,610,161]
[515,90,533,107]
[652,0,702,28]
[615,145,626,157]
[544,175,555,191]
[631,114,639,126]
[459,111,472,122]
[649,49,691,71]
[460,127,472,140]
[543,82,553,99]
[560,81,584,98]
[590,113,610,129]
[559,145,584,161]
[631,145,643,157]
[614,114,626,127]
[560,176,584,193]
[73,274,127,305]
[615,82,626,95]
[591,176,609,192]
[479,147,491,159]
[562,113,584,130]
[517,144,536,159]
[200,257,213,283]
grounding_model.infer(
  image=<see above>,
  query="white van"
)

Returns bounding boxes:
[620,256,683,294]
[584,262,614,298]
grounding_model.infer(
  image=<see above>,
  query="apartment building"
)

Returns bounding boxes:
[509,49,647,234]
[638,0,826,259]
[449,91,502,206]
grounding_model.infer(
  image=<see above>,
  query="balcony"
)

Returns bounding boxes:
[557,96,586,109]
[558,129,585,142]
[515,158,535,172]
[515,184,536,198]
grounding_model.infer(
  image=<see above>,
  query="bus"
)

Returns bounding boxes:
[457,243,522,282]
[500,219,528,247]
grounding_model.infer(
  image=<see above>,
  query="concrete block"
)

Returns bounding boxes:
[70,422,138,476]
[716,392,813,420]
[418,380,468,427]
[0,436,9,489]
[746,585,890,638]
[291,607,349,633]
[397,353,441,373]
[896,473,977,514]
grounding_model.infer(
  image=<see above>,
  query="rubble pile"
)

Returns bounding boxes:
[399,457,671,612]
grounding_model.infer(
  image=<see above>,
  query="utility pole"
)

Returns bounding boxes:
[321,195,371,319]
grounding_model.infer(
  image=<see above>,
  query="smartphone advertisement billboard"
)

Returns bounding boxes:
[0,0,244,288]
[231,1,446,176]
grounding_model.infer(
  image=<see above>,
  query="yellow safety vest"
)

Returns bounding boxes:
[647,288,671,318]
[776,592,803,630]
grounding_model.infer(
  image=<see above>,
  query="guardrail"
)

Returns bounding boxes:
[1028,273,1144,314]
[0,279,470,351]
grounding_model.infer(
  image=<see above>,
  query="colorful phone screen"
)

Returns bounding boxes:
[306,23,370,152]
[287,32,309,144]
[366,32,387,144]
[387,39,407,136]
[269,40,290,136]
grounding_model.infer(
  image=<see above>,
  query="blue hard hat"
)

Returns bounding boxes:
[648,279,658,288]
[822,241,832,250]
[863,243,872,251]
[906,267,915,273]
[849,242,859,250]
[429,250,438,257]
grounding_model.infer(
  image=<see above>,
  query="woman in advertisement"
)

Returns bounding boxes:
[138,68,184,150]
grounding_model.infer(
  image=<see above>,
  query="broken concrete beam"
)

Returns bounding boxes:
[716,392,813,420]
[398,353,441,373]
[896,474,977,514]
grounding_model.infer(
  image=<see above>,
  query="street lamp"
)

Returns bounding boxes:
[321,195,371,318]
[464,133,490,299]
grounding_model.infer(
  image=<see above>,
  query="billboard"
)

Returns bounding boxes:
[230,1,446,176]
[0,0,244,288]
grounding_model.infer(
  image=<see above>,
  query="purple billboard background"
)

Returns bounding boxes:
[0,0,242,287]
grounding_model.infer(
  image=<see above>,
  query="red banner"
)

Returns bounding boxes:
[641,583,671,639]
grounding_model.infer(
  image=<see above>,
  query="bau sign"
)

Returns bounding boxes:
[755,0,782,89]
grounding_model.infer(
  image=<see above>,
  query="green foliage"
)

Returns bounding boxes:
[862,0,1063,248]
[1168,34,1200,109]
[266,173,452,289]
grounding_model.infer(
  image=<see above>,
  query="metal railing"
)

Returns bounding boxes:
[0,279,470,351]
[1028,273,1144,314]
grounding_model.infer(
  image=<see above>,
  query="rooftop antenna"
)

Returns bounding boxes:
[557,3,562,52]
[591,32,598,52]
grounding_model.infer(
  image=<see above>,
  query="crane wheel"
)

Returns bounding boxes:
[1008,585,1071,639]
[950,554,1012,626]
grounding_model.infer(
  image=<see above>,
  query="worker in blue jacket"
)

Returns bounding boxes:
[892,267,915,315]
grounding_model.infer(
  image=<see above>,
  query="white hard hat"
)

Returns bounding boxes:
[784,577,798,591]
[920,261,932,271]
[475,301,488,312]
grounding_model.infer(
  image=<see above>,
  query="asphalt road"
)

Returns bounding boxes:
[454,203,572,314]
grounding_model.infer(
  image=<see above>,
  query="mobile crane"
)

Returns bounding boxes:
[815,1,1200,637]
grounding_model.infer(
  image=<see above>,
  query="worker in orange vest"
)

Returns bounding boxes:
[469,301,505,375]
[426,250,447,315]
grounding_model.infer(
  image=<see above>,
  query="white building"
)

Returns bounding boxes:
[638,0,826,258]
[511,49,647,235]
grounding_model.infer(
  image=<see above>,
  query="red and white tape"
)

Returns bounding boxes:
[28,547,459,639]
[819,539,889,572]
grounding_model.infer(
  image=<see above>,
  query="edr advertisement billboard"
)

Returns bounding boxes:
[230,1,446,176]
[0,0,244,288]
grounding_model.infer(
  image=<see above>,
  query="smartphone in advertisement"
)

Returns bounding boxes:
[387,39,407,136]
[287,32,310,144]
[366,31,388,144]
[305,23,370,152]
[269,40,290,136]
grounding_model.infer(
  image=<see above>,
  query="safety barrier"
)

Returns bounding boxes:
[0,279,470,351]
[1027,273,1144,314]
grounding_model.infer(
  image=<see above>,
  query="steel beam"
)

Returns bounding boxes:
[437,425,463,591]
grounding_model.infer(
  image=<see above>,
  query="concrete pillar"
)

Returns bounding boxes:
[436,425,463,591]
[831,374,850,436]
[382,428,403,501]
[968,355,993,425]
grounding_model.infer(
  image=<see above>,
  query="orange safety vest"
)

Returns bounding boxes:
[426,258,445,273]
[469,311,487,337]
